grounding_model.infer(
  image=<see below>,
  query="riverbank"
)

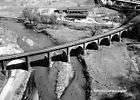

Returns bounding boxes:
[0,18,58,100]
[83,42,134,100]
[0,20,28,100]
[0,7,139,100]
[0,69,31,100]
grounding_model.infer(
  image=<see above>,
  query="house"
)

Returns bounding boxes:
[54,6,89,19]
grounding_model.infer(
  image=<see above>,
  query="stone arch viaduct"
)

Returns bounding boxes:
[0,23,134,72]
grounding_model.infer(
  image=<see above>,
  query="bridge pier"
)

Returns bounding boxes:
[1,61,8,76]
[1,61,5,71]
[83,43,87,55]
[25,56,31,70]
[0,24,132,72]
[45,52,52,68]
[50,52,55,68]
[107,35,111,44]
[67,47,71,63]
[119,31,122,42]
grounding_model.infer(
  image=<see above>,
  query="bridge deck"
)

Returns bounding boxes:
[0,23,133,61]
[0,23,133,70]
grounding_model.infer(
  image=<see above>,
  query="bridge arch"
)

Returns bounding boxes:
[120,30,128,38]
[70,46,84,57]
[111,34,120,42]
[99,38,110,46]
[51,50,68,62]
[6,59,28,70]
[86,41,99,50]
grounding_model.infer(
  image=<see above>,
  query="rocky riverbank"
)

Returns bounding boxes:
[0,27,23,55]
[0,2,139,100]
[0,22,30,100]
[82,42,134,100]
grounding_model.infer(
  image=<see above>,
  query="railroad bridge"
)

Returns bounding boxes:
[0,23,134,73]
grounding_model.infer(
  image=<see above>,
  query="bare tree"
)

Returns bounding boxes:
[40,14,57,24]
[22,7,40,24]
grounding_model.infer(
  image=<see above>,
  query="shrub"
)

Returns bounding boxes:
[22,7,57,25]
[22,7,41,24]
[40,14,57,24]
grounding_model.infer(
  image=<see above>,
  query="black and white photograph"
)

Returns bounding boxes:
[0,0,140,100]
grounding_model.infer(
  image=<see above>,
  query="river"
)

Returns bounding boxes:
[0,17,135,100]
[0,18,88,100]
[0,18,58,100]
[0,18,56,52]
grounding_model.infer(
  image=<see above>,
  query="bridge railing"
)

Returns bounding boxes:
[0,23,134,71]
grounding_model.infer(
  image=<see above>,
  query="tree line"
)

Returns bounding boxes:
[22,7,57,25]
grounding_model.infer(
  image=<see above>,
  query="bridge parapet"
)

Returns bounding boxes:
[0,23,134,72]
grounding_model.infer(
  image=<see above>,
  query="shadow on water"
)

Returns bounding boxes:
[21,72,36,100]
[77,56,92,100]
[100,92,133,100]
[100,41,140,100]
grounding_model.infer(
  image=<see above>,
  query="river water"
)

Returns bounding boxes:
[0,18,87,100]
[0,18,57,100]
[0,18,56,52]
[1,17,137,100]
